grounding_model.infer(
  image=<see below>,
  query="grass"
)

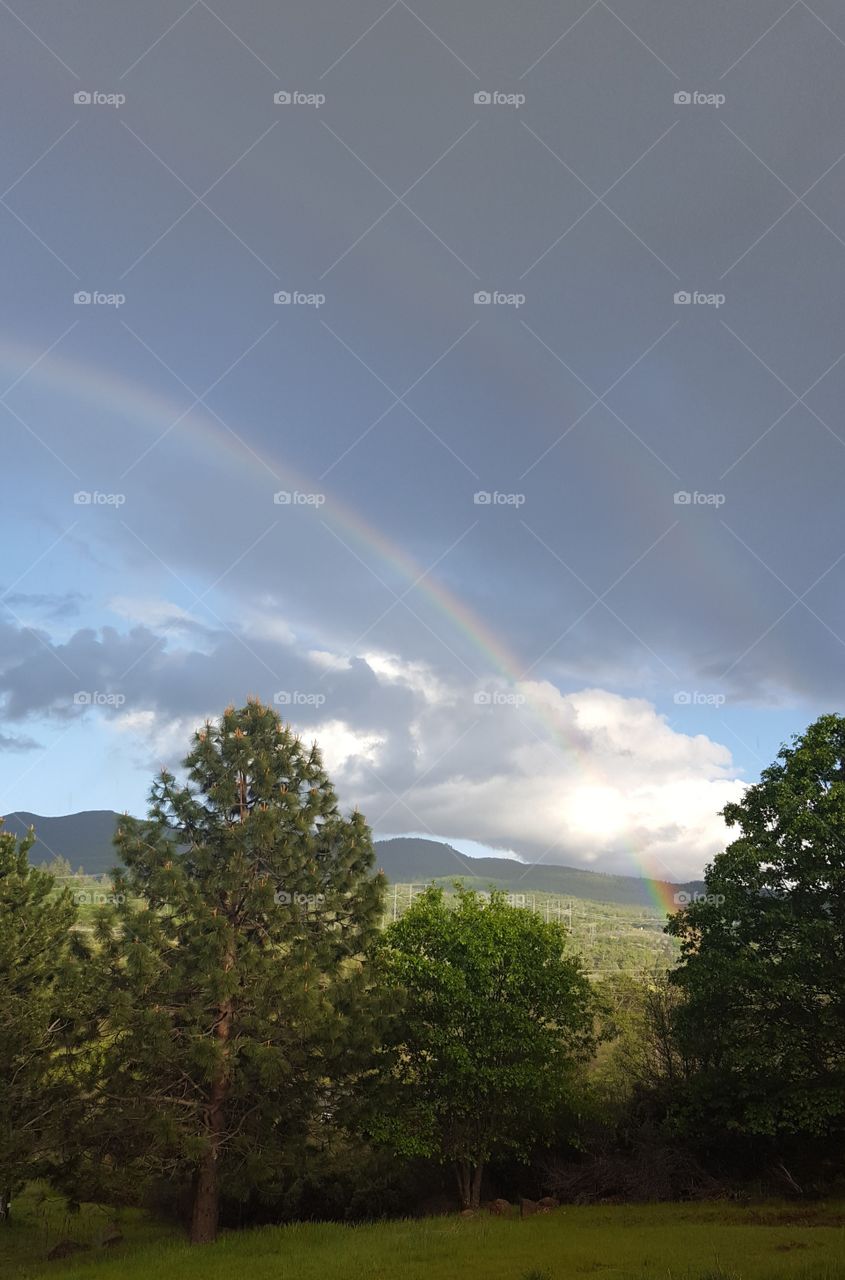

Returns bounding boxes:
[3,1188,844,1280]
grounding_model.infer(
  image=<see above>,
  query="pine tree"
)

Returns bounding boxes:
[0,822,87,1222]
[99,700,385,1244]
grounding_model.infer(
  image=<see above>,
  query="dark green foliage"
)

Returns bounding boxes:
[667,714,845,1152]
[95,700,385,1242]
[368,886,597,1209]
[0,822,90,1219]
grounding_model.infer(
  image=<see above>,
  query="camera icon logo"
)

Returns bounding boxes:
[273,691,292,705]
[273,91,292,105]
[673,491,692,505]
[273,291,291,304]
[473,690,492,705]
[474,91,492,105]
[473,491,492,504]
[74,90,92,105]
[673,890,691,906]
[674,291,691,305]
[274,890,291,904]
[73,691,92,705]
[673,690,692,705]
[474,291,491,304]
[674,91,691,105]
[74,291,92,305]
[73,491,92,504]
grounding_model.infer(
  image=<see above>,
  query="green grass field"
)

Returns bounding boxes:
[4,1188,845,1280]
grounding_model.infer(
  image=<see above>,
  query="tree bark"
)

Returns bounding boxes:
[455,1161,470,1209]
[0,1188,11,1223]
[190,947,235,1244]
[470,1161,484,1210]
[454,1160,484,1210]
[190,1138,220,1245]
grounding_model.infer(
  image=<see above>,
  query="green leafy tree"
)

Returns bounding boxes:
[370,886,596,1209]
[0,823,88,1222]
[667,714,845,1151]
[98,700,384,1244]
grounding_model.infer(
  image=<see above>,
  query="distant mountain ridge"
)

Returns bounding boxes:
[5,812,705,906]
[4,810,122,875]
[374,837,705,907]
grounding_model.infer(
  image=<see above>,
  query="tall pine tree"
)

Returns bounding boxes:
[0,823,88,1222]
[99,700,385,1243]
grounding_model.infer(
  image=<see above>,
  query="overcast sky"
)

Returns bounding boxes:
[2,0,844,881]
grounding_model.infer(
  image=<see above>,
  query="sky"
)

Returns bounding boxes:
[2,0,844,883]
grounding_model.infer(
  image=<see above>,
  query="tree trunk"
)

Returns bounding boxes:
[470,1161,484,1210]
[0,1188,10,1224]
[190,945,235,1244]
[455,1161,471,1209]
[190,1144,219,1245]
[454,1160,483,1210]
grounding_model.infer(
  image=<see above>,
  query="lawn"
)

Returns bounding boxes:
[3,1187,844,1280]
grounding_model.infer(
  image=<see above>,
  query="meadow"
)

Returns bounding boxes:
[6,1187,845,1280]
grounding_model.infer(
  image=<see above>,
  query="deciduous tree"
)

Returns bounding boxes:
[370,886,596,1209]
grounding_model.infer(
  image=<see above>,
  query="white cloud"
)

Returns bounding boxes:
[108,597,198,629]
[302,718,386,776]
[106,709,208,766]
[307,649,352,672]
[361,651,452,704]
[330,678,744,882]
[89,645,744,882]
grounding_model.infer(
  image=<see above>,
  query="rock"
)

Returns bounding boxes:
[489,1198,511,1216]
[538,1196,560,1210]
[47,1239,89,1261]
[520,1197,538,1217]
[101,1223,124,1248]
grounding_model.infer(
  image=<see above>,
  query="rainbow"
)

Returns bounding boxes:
[1,336,684,912]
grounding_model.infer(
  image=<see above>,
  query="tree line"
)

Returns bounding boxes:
[1,702,843,1244]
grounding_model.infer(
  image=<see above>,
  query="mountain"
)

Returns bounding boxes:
[374,837,704,907]
[4,810,121,876]
[6,812,704,906]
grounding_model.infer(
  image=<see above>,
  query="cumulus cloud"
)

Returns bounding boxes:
[328,678,743,881]
[0,609,744,879]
